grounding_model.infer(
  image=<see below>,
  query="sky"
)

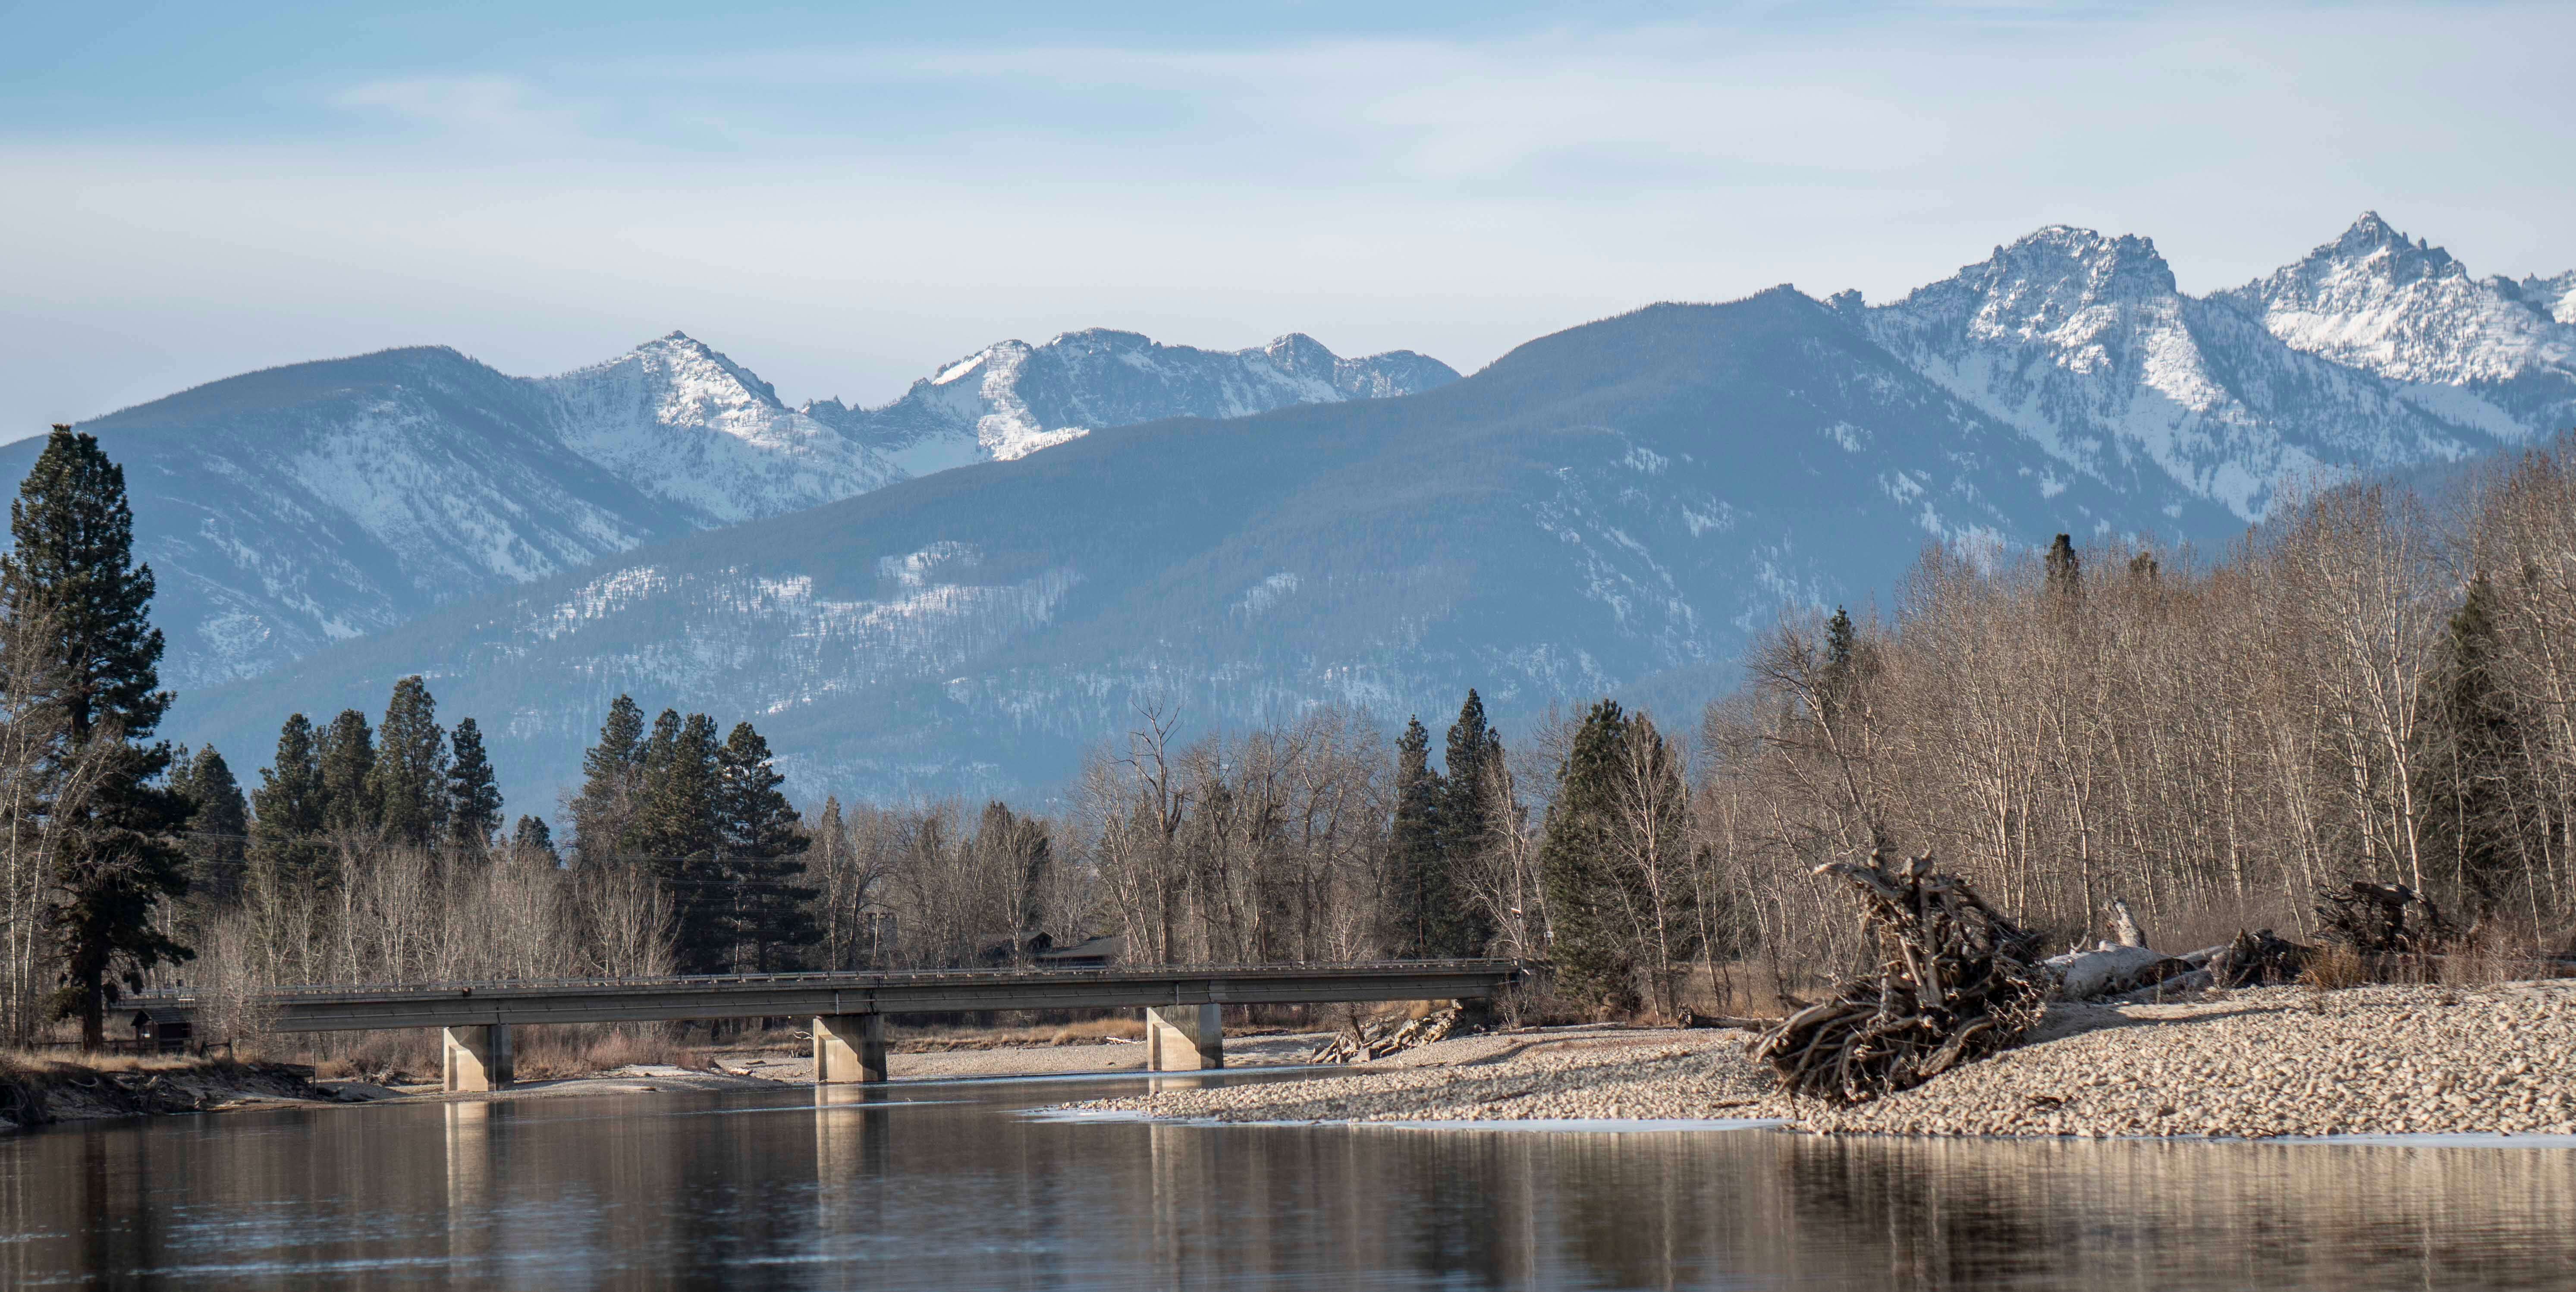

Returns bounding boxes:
[4,0,2571,438]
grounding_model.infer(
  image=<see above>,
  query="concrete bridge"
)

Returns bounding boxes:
[148,960,1528,1093]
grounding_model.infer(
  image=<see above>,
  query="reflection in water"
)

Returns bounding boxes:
[1,1077,2573,1290]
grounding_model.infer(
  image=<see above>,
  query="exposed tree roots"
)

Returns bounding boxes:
[2315,881,2454,956]
[1749,848,2049,1104]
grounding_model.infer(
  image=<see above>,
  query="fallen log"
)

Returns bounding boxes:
[1673,1009,1774,1031]
[1307,1003,1483,1064]
[1748,847,2049,1103]
[2045,944,2193,1000]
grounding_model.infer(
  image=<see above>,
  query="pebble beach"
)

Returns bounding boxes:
[1071,980,2576,1139]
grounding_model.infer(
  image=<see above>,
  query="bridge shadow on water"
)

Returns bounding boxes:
[5,1072,2576,1289]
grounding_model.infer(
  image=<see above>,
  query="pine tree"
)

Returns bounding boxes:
[639,711,726,971]
[444,717,503,854]
[1820,605,1864,728]
[569,695,647,866]
[248,714,330,890]
[173,745,248,904]
[717,722,818,971]
[370,676,447,849]
[315,709,377,839]
[511,814,558,863]
[1435,690,1500,957]
[2418,574,2531,916]
[1537,700,1638,1013]
[1386,716,1447,958]
[974,800,1052,938]
[2045,534,2082,597]
[0,427,190,1047]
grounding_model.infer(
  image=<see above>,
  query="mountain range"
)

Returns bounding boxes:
[46,213,2576,811]
[3,331,1456,688]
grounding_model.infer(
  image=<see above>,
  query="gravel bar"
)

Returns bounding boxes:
[1067,981,2576,1139]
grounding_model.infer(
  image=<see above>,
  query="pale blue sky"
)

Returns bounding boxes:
[5,1,2570,436]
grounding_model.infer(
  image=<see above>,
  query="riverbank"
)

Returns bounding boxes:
[0,1054,349,1127]
[1069,980,2576,1139]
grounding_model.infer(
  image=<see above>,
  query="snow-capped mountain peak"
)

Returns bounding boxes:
[540,334,897,524]
[798,327,1461,477]
[1868,221,2481,522]
[2221,213,2573,386]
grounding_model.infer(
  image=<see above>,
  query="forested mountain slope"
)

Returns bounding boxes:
[172,288,2222,807]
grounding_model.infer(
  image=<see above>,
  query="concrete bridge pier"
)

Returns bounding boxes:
[442,1024,513,1092]
[814,1013,889,1083]
[1144,1004,1222,1072]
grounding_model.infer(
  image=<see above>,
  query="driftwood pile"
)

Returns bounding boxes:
[2316,881,2453,955]
[1307,1003,1482,1064]
[2209,927,2310,986]
[1749,848,2050,1103]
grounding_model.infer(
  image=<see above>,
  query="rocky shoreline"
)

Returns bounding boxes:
[0,1059,355,1129]
[1068,980,2576,1140]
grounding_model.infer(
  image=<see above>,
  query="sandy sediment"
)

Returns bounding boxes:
[1069,981,2576,1139]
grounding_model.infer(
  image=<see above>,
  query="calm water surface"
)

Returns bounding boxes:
[3,1069,2574,1289]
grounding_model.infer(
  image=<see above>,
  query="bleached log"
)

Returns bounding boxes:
[2044,944,2191,1000]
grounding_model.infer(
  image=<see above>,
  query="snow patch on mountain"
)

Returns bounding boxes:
[2219,214,2576,439]
[801,328,1460,473]
[2523,272,2576,325]
[1869,224,2485,522]
[541,332,902,523]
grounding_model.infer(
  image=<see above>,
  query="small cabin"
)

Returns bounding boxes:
[129,1006,194,1054]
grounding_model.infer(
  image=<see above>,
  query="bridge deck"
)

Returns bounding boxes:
[143,960,1527,1033]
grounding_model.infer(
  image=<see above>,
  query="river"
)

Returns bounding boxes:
[3,1069,2574,1289]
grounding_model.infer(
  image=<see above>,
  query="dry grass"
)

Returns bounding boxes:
[0,1049,239,1078]
[2300,943,2369,992]
[512,1027,710,1080]
[265,1025,710,1083]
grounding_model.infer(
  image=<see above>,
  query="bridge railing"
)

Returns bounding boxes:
[132,959,1533,1004]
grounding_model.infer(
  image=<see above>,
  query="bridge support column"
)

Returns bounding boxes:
[1144,1004,1222,1072]
[442,1024,512,1092]
[814,1013,888,1084]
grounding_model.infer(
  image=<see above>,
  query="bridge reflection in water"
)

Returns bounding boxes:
[11,1077,2576,1287]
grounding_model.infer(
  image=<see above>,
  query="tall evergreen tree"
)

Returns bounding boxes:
[370,676,447,849]
[444,717,503,854]
[569,694,647,865]
[511,814,559,864]
[974,800,1052,937]
[0,427,190,1047]
[1537,700,1639,1013]
[315,709,377,839]
[2418,574,2532,916]
[639,711,726,971]
[718,722,819,971]
[1819,606,1866,728]
[2044,533,2082,597]
[1435,690,1501,956]
[247,714,330,890]
[1386,716,1448,958]
[172,745,248,904]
